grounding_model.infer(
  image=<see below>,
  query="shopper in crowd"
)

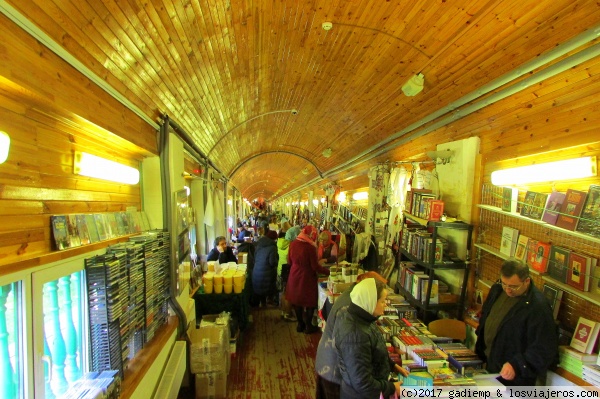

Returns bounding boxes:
[236,222,252,243]
[206,236,237,264]
[316,272,403,399]
[286,225,330,334]
[317,230,338,265]
[252,226,279,307]
[475,258,558,386]
[276,222,297,321]
[332,278,401,399]
[269,215,279,234]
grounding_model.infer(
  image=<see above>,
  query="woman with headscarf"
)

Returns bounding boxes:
[317,230,339,265]
[286,225,330,333]
[316,272,399,399]
[332,278,401,399]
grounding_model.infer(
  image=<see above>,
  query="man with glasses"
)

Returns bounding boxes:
[475,259,558,386]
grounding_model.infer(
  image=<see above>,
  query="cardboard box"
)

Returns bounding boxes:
[188,325,228,374]
[328,281,353,294]
[195,372,227,399]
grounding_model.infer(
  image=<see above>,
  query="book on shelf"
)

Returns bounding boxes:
[501,187,519,213]
[547,246,571,284]
[576,184,600,239]
[85,214,100,243]
[66,214,82,248]
[592,262,600,296]
[570,317,600,354]
[542,284,563,319]
[559,345,598,363]
[75,214,91,245]
[499,226,519,257]
[405,189,433,214]
[427,200,445,221]
[525,238,538,269]
[541,191,567,225]
[531,241,551,273]
[51,215,69,250]
[514,235,530,262]
[104,213,119,238]
[567,252,596,292]
[420,279,439,304]
[94,214,109,241]
[528,192,549,220]
[520,191,538,218]
[555,189,588,231]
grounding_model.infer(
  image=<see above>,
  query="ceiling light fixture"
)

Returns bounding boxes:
[322,148,333,158]
[402,73,425,96]
[322,22,333,31]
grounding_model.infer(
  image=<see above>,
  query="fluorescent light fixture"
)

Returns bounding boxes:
[0,131,10,163]
[74,151,140,184]
[491,156,597,186]
[352,192,369,201]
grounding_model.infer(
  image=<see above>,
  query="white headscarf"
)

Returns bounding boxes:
[350,278,377,315]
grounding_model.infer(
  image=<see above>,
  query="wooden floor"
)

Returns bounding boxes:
[179,305,321,398]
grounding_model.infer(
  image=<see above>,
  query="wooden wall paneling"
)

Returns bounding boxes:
[0,14,158,155]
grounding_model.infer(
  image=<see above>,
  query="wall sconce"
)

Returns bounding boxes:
[402,73,425,96]
[352,192,369,201]
[491,156,597,186]
[73,151,140,184]
[0,131,10,164]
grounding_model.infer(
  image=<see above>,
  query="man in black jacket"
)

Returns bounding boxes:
[475,259,558,386]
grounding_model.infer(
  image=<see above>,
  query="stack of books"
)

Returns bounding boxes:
[559,345,598,378]
[583,364,600,387]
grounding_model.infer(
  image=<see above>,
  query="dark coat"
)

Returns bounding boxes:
[475,282,558,385]
[252,236,278,296]
[315,284,355,385]
[285,239,329,308]
[333,303,396,399]
[206,246,237,264]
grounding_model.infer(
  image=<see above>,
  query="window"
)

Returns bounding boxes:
[33,254,93,398]
[0,281,23,399]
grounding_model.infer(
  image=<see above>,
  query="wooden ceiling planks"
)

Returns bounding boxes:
[3,0,600,201]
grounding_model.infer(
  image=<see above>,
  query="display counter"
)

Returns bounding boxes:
[193,288,249,331]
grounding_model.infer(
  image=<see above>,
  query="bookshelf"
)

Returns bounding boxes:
[397,212,473,322]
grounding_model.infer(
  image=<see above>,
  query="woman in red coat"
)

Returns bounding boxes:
[286,225,330,333]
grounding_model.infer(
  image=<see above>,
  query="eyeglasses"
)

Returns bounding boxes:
[497,278,527,291]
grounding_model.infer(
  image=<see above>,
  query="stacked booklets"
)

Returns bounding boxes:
[559,345,598,379]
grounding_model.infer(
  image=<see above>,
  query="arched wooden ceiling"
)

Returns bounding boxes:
[3,0,600,202]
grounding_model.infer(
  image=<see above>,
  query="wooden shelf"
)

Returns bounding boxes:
[477,204,600,244]
[0,234,138,276]
[401,248,467,270]
[121,316,179,399]
[474,243,540,275]
[542,275,600,307]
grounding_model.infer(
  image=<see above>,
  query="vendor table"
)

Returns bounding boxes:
[193,289,249,331]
